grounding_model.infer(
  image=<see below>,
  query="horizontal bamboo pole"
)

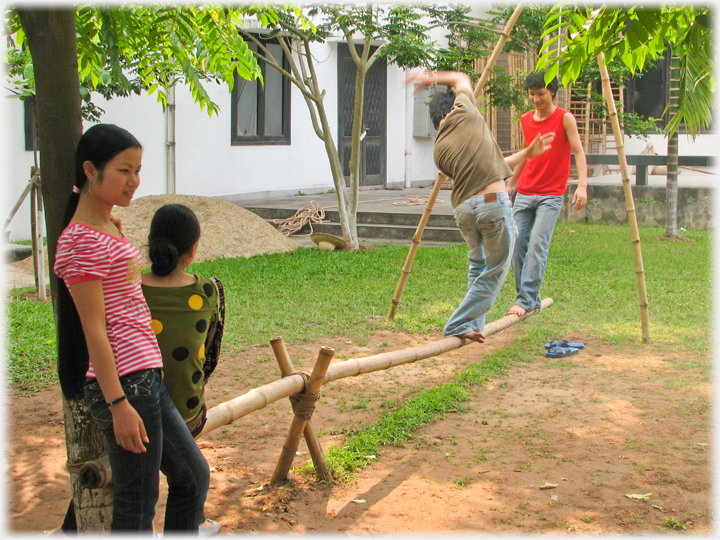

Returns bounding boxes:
[200,298,552,437]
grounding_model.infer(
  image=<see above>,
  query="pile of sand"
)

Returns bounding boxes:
[4,195,300,288]
[113,195,300,266]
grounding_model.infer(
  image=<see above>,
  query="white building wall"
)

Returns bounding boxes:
[625,132,719,156]
[88,93,168,197]
[175,41,337,200]
[3,98,38,243]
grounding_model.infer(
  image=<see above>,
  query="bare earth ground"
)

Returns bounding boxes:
[7,326,713,535]
[6,195,713,535]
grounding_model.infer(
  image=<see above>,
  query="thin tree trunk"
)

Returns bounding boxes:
[17,8,113,531]
[597,53,651,344]
[665,50,681,238]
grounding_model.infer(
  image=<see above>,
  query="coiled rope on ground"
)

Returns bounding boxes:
[272,196,442,236]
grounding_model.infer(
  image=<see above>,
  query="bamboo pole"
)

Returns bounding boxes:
[200,298,551,437]
[271,346,335,483]
[3,170,37,232]
[270,337,332,482]
[387,3,526,320]
[32,180,47,300]
[87,300,553,484]
[597,52,650,343]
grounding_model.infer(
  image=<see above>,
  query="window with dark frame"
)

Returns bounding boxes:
[231,40,291,145]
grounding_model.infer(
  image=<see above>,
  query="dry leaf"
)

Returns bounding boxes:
[539,483,559,490]
[625,493,654,499]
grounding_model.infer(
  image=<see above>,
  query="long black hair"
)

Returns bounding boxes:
[56,124,142,399]
[147,204,201,277]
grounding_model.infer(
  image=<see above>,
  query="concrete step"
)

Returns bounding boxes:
[245,207,457,228]
[245,206,463,244]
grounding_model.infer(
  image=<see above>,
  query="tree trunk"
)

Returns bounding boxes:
[17,8,112,531]
[665,51,681,238]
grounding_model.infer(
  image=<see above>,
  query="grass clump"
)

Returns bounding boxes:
[6,292,57,393]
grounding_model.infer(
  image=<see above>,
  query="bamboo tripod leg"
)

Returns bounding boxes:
[387,171,446,320]
[270,337,333,482]
[271,345,335,483]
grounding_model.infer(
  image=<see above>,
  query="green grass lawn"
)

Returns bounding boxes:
[6,222,713,467]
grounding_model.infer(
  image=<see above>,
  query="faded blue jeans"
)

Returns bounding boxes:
[511,193,564,312]
[444,192,515,337]
[85,368,209,534]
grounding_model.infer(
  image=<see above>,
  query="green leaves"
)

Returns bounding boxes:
[7,4,282,117]
[536,4,714,139]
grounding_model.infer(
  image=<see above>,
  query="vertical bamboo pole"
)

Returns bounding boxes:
[597,52,650,343]
[270,337,332,482]
[271,345,335,483]
[35,177,47,300]
[387,3,526,320]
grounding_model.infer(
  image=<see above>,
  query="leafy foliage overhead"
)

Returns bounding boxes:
[4,5,285,116]
[536,4,714,137]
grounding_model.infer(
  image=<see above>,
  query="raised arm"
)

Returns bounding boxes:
[69,280,149,453]
[405,69,472,93]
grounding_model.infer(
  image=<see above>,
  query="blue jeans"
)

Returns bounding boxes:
[85,368,209,533]
[444,192,515,337]
[511,193,563,312]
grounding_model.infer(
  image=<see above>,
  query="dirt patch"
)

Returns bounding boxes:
[5,195,712,534]
[7,327,712,535]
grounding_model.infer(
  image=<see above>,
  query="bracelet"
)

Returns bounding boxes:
[107,394,127,407]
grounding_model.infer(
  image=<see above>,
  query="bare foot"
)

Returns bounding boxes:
[457,332,485,343]
[507,305,527,317]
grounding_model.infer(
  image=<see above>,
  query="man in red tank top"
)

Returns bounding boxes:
[506,71,588,317]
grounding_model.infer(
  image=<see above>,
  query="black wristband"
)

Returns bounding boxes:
[107,394,127,407]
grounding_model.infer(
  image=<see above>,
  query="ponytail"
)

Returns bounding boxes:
[147,204,201,277]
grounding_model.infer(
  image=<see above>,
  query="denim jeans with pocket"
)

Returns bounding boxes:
[85,368,209,533]
[511,193,564,312]
[444,192,515,337]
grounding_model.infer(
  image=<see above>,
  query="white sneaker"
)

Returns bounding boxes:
[199,519,221,537]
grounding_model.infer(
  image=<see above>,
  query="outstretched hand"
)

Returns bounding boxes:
[527,132,555,158]
[405,69,434,92]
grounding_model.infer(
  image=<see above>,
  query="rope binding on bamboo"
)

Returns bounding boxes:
[284,369,320,420]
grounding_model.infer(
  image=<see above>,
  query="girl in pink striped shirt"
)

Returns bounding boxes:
[54,124,209,533]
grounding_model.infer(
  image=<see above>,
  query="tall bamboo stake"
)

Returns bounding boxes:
[200,298,551,437]
[271,346,335,483]
[388,3,526,320]
[270,337,332,482]
[597,53,650,343]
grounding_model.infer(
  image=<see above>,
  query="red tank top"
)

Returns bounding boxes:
[517,106,571,196]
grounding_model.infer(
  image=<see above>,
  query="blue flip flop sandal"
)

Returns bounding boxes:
[545,346,580,358]
[545,339,585,350]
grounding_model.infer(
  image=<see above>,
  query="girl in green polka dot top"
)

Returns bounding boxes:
[141,204,225,437]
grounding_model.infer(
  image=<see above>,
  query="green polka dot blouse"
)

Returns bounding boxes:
[142,275,218,421]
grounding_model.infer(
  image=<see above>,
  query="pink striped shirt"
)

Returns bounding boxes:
[54,222,163,378]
